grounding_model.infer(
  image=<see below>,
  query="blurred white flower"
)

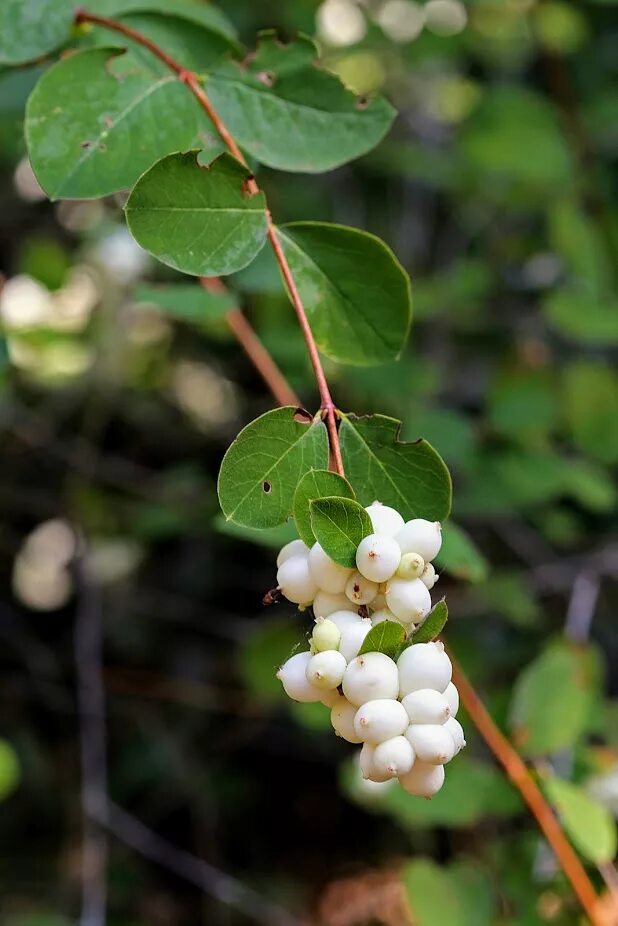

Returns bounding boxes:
[171,360,238,431]
[93,227,150,283]
[86,538,144,585]
[0,275,53,329]
[13,157,46,203]
[12,519,76,612]
[587,766,618,818]
[317,0,367,46]
[49,266,100,332]
[425,0,467,36]
[376,0,425,43]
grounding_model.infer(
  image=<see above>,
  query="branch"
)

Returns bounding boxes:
[74,9,344,476]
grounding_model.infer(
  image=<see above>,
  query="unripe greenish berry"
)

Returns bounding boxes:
[277,652,323,703]
[345,570,378,606]
[277,555,318,605]
[445,716,466,754]
[276,538,309,569]
[353,698,408,744]
[385,577,431,625]
[395,518,442,562]
[402,688,451,725]
[371,590,387,611]
[331,698,362,743]
[442,681,459,717]
[328,609,365,632]
[372,735,415,778]
[421,562,438,590]
[308,542,352,594]
[305,650,347,690]
[397,641,452,697]
[365,502,405,537]
[356,533,401,583]
[339,617,372,661]
[313,590,351,618]
[311,617,341,652]
[405,723,456,765]
[396,552,425,580]
[399,760,445,797]
[342,652,399,706]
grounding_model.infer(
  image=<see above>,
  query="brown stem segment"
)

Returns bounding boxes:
[449,651,602,926]
[75,8,344,476]
[200,278,300,408]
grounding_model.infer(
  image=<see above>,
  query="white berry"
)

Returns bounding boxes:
[328,609,365,632]
[345,571,378,606]
[365,502,405,537]
[442,682,459,717]
[399,760,445,797]
[331,698,363,743]
[397,642,452,697]
[359,743,392,783]
[313,591,352,618]
[372,735,415,778]
[277,652,322,702]
[308,542,352,593]
[371,608,397,626]
[305,650,347,690]
[342,653,399,706]
[277,555,318,605]
[356,533,401,583]
[405,724,456,764]
[339,618,373,661]
[311,617,341,652]
[354,698,409,744]
[421,562,438,590]
[396,552,425,581]
[276,538,309,568]
[445,716,466,754]
[402,688,451,725]
[370,590,387,611]
[396,519,442,562]
[385,577,431,625]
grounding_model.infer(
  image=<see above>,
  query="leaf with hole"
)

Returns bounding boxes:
[293,470,355,548]
[309,496,372,568]
[125,152,269,276]
[26,47,223,199]
[339,414,452,520]
[358,620,406,659]
[276,223,411,366]
[207,31,395,172]
[0,0,74,66]
[135,284,235,322]
[409,599,448,645]
[217,406,329,529]
[542,776,617,864]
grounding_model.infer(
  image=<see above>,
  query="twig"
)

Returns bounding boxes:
[564,571,601,645]
[74,8,344,476]
[73,541,108,926]
[93,799,304,926]
[201,278,301,407]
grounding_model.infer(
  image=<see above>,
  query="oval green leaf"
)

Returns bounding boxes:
[276,222,411,366]
[436,522,488,584]
[95,0,238,41]
[25,46,222,200]
[207,32,395,173]
[125,151,269,277]
[135,283,235,322]
[309,496,372,568]
[0,0,73,66]
[339,414,452,521]
[293,469,355,548]
[410,599,448,644]
[542,776,617,864]
[358,619,406,659]
[217,407,329,529]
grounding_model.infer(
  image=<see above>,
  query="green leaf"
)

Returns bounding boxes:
[544,289,618,344]
[276,223,411,366]
[207,31,395,173]
[510,641,600,756]
[542,776,617,864]
[125,152,269,277]
[410,599,448,644]
[135,283,235,322]
[293,469,355,548]
[95,0,238,41]
[563,362,618,464]
[358,619,406,659]
[339,414,452,521]
[0,0,73,66]
[402,860,461,926]
[309,496,372,568]
[0,739,20,802]
[217,406,329,529]
[25,47,222,199]
[436,522,489,584]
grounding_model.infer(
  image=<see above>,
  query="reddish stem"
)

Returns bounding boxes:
[75,8,344,476]
[200,278,300,408]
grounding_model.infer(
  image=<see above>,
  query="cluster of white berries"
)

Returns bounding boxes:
[275,502,465,797]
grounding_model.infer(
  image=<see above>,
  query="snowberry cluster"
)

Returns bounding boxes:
[275,502,465,797]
